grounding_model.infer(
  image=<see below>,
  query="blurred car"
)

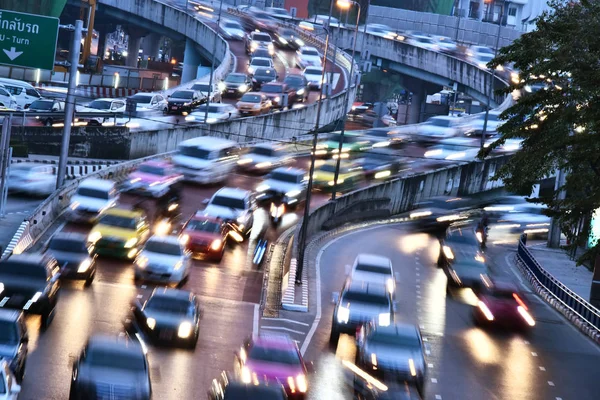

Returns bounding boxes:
[203,187,255,235]
[128,92,168,114]
[355,322,427,395]
[256,167,307,208]
[492,210,551,239]
[314,132,371,159]
[296,47,322,69]
[312,161,363,193]
[302,66,325,90]
[166,89,203,114]
[180,214,229,261]
[87,208,150,260]
[484,138,523,153]
[443,256,490,292]
[274,27,305,50]
[482,195,547,217]
[361,127,407,148]
[190,81,223,103]
[463,111,504,137]
[417,115,461,141]
[0,359,21,398]
[219,73,253,98]
[26,99,65,126]
[408,196,474,233]
[234,335,308,398]
[0,86,17,110]
[250,47,273,61]
[310,14,342,27]
[437,226,485,268]
[245,31,274,55]
[473,280,536,331]
[283,74,309,102]
[433,35,458,53]
[247,10,279,32]
[348,254,395,296]
[185,103,239,123]
[248,57,274,75]
[0,310,28,383]
[45,232,96,286]
[467,45,495,61]
[129,288,200,348]
[0,254,61,329]
[259,82,298,109]
[208,371,288,399]
[330,278,394,346]
[362,23,398,39]
[406,32,438,51]
[423,137,480,161]
[237,143,292,173]
[84,98,126,125]
[298,21,315,32]
[134,235,191,286]
[236,92,273,116]
[219,19,245,40]
[70,335,152,400]
[66,178,119,223]
[123,160,183,198]
[251,67,278,90]
[265,7,293,21]
[7,163,55,196]
[355,149,403,180]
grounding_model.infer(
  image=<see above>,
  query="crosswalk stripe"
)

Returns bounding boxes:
[261,317,310,327]
[261,326,305,335]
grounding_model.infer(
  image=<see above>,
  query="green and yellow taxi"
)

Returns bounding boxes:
[87,208,150,259]
[312,161,363,193]
[313,132,372,159]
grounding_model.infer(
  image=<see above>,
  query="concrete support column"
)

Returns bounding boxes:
[126,34,143,67]
[143,33,162,61]
[407,87,425,124]
[96,24,113,60]
[181,39,202,84]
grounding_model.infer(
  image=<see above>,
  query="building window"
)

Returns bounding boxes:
[508,7,517,17]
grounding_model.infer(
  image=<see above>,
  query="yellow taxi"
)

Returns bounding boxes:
[312,161,363,193]
[87,208,150,259]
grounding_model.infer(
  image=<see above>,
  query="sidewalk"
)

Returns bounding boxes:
[0,213,26,258]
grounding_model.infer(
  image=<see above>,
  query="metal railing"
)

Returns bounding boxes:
[517,234,600,332]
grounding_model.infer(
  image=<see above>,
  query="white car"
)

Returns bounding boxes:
[134,235,191,285]
[418,115,461,140]
[296,46,322,69]
[255,167,307,207]
[0,86,17,109]
[248,57,274,75]
[298,21,315,32]
[310,14,343,27]
[303,66,326,90]
[363,24,397,39]
[467,45,495,60]
[347,253,396,296]
[463,111,504,136]
[203,187,255,234]
[423,137,480,161]
[237,143,292,173]
[433,35,458,53]
[0,359,21,399]
[185,103,239,123]
[190,81,222,103]
[67,178,119,223]
[7,163,56,196]
[407,32,439,52]
[265,7,293,20]
[219,19,245,40]
[128,92,168,113]
[84,98,126,125]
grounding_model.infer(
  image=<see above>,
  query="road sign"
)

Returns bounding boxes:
[0,9,59,70]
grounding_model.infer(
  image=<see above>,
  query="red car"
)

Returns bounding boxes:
[179,214,229,261]
[473,280,536,331]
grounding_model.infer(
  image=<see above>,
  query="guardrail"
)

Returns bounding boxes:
[517,234,600,336]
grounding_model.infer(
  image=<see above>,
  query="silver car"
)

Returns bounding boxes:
[134,235,191,286]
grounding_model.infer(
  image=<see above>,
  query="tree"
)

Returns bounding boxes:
[484,0,600,264]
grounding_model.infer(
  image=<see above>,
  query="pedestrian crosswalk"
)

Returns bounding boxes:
[259,316,312,344]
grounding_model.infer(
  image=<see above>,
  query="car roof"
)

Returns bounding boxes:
[428,115,456,121]
[51,231,88,242]
[191,213,223,223]
[172,89,195,93]
[372,322,420,339]
[251,57,272,62]
[345,278,388,297]
[228,73,248,78]
[102,207,145,218]
[146,235,182,246]
[300,46,319,52]
[79,178,115,190]
[214,187,251,199]
[140,160,170,167]
[151,287,193,301]
[254,67,275,75]
[261,81,284,86]
[271,166,305,176]
[0,309,20,322]
[87,334,144,355]
[355,253,392,268]
[5,253,53,265]
[252,142,283,150]
[93,97,119,102]
[253,334,298,350]
[179,136,237,149]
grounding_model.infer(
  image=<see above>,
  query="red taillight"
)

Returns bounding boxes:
[513,293,528,311]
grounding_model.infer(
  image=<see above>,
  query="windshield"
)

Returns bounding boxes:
[447,231,480,245]
[271,171,301,183]
[146,296,191,316]
[417,37,434,44]
[253,50,271,58]
[255,69,274,78]
[327,133,358,144]
[88,100,111,110]
[428,118,452,127]
[0,320,18,345]
[224,386,284,400]
[197,105,224,113]
[226,74,246,83]
[318,164,337,173]
[253,33,271,42]
[144,241,181,256]
[132,95,152,104]
[192,84,210,92]
[355,263,390,275]
[241,94,261,103]
[284,76,304,87]
[250,146,275,156]
[302,49,319,56]
[369,331,420,348]
[281,29,296,36]
[260,84,283,94]
[186,219,221,233]
[98,214,137,229]
[252,59,271,67]
[364,152,394,162]
[475,47,494,55]
[76,187,110,200]
[179,146,211,160]
[342,291,389,306]
[138,164,167,176]
[305,68,322,76]
[0,261,47,280]
[171,91,193,99]
[49,238,88,253]
[210,195,246,210]
[30,100,53,110]
[87,348,145,371]
[224,22,242,29]
[248,345,300,365]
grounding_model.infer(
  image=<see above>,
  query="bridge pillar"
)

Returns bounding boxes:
[125,27,148,67]
[182,39,202,84]
[143,33,162,61]
[407,87,425,124]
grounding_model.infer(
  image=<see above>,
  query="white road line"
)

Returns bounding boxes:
[262,326,305,335]
[435,395,442,400]
[531,352,538,357]
[253,304,259,337]
[431,378,438,383]
[504,253,527,289]
[428,363,434,368]
[261,317,310,327]
[523,340,530,344]
[548,381,555,386]
[539,366,546,371]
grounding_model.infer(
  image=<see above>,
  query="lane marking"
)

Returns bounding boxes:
[428,363,434,368]
[548,381,555,387]
[523,340,530,344]
[435,395,442,400]
[261,326,305,335]
[431,378,438,383]
[261,317,310,327]
[253,304,259,337]
[531,352,538,357]
[504,253,527,289]
[539,366,546,371]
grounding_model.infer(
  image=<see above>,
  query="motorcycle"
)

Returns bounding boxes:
[476,225,489,249]
[269,200,286,227]
[258,190,288,228]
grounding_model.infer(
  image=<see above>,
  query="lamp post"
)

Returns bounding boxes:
[204,0,224,125]
[331,0,362,200]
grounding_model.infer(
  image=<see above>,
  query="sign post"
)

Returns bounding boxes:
[0,9,60,70]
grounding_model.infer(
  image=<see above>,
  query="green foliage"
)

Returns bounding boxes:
[483,0,600,262]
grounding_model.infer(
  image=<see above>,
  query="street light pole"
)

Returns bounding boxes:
[331,0,362,200]
[204,0,224,124]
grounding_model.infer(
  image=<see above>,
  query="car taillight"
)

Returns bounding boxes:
[513,293,528,310]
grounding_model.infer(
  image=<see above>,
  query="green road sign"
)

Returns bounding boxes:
[0,9,59,70]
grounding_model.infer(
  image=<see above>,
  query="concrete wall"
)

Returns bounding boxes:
[368,5,523,49]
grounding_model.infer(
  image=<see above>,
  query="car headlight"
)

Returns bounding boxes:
[286,190,301,197]
[218,82,226,91]
[179,234,189,245]
[154,220,172,236]
[256,183,270,192]
[268,43,274,52]
[296,374,308,393]
[88,231,101,243]
[239,83,248,92]
[251,42,258,50]
[238,158,253,165]
[274,96,281,102]
[386,277,395,294]
[279,37,288,44]
[295,38,305,46]
[210,239,222,251]
[78,259,92,273]
[31,292,42,303]
[206,117,218,123]
[252,103,261,109]
[408,358,417,377]
[146,317,156,330]
[124,238,138,248]
[255,162,272,169]
[241,366,252,383]
[442,245,454,260]
[136,255,149,268]
[378,313,391,327]
[174,260,183,271]
[185,115,196,122]
[237,213,249,224]
[248,67,255,74]
[337,306,350,324]
[183,102,191,106]
[178,321,193,338]
[297,88,305,95]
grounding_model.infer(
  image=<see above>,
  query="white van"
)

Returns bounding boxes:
[172,136,239,184]
[0,78,41,109]
[67,178,119,223]
[0,85,17,109]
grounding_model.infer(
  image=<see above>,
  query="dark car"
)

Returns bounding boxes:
[220,73,253,98]
[274,28,304,50]
[362,127,408,148]
[27,99,66,126]
[355,149,403,180]
[408,196,475,234]
[69,335,152,400]
[166,89,202,114]
[437,226,484,268]
[473,280,536,331]
[260,82,297,109]
[444,257,490,293]
[208,371,288,399]
[128,288,201,349]
[0,254,61,329]
[283,74,309,103]
[251,67,278,90]
[45,232,96,286]
[0,310,28,382]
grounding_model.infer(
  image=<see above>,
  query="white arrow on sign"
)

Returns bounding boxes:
[3,47,23,61]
